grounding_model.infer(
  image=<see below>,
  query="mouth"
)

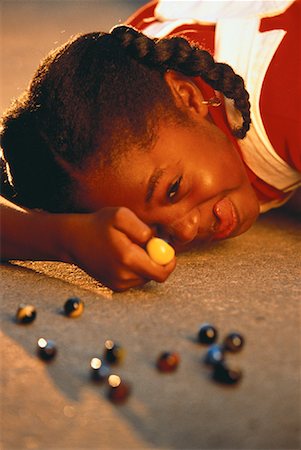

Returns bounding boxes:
[212,197,239,240]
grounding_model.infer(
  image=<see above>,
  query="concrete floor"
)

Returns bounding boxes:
[1,209,300,450]
[1,2,301,449]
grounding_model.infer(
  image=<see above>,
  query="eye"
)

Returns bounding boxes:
[167,176,182,201]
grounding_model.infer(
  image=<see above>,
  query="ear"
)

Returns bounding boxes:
[164,70,208,119]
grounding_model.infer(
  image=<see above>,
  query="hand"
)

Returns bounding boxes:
[62,207,176,291]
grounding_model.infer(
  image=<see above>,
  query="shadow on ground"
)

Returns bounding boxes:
[1,209,300,449]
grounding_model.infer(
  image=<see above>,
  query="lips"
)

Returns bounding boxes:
[213,197,239,239]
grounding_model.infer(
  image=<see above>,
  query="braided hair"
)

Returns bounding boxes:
[110,26,251,139]
[0,25,251,212]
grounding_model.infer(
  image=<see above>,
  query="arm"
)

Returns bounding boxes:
[0,196,176,291]
[0,195,69,262]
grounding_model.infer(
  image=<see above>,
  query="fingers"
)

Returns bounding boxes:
[111,208,177,281]
[103,233,176,290]
[89,207,176,291]
[107,276,149,292]
[105,258,176,292]
[112,207,153,244]
[121,241,177,284]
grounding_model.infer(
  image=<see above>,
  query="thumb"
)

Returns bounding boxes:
[113,207,153,245]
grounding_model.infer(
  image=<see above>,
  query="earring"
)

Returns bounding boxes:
[202,96,221,107]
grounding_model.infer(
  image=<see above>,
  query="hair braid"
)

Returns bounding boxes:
[1,25,251,211]
[111,25,251,139]
[1,30,180,210]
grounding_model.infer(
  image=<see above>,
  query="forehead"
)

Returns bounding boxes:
[116,125,189,183]
[77,146,155,211]
[77,124,197,211]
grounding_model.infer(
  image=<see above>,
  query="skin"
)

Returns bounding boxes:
[74,71,260,249]
[0,71,260,292]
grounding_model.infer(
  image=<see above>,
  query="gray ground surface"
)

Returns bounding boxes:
[1,2,301,449]
[1,209,301,450]
[0,0,146,112]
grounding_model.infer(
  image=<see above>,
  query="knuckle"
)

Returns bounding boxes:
[111,275,146,292]
[120,245,136,267]
[159,263,175,281]
[114,206,129,223]
[154,270,169,283]
[109,274,128,292]
[140,227,152,242]
[115,267,128,281]
[115,266,135,283]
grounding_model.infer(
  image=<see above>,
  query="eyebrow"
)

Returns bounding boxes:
[145,168,165,203]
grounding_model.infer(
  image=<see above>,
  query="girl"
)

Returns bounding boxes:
[1,0,300,291]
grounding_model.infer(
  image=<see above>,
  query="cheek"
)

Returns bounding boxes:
[231,180,259,237]
[240,183,260,225]
[192,145,246,198]
[199,170,218,192]
[191,159,244,202]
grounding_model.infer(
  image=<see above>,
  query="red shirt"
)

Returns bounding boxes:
[126,0,301,209]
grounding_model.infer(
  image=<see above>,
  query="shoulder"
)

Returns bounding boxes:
[126,1,216,53]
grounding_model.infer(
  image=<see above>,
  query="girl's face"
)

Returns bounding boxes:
[77,119,260,249]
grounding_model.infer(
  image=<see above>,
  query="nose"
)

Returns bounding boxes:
[167,208,200,244]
